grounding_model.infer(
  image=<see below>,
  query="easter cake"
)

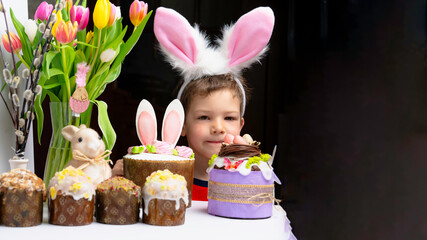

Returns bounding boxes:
[95,176,141,225]
[48,166,95,226]
[207,134,281,219]
[142,169,188,226]
[0,169,46,227]
[123,99,194,206]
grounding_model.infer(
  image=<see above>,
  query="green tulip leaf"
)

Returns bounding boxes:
[94,100,116,151]
[10,9,33,66]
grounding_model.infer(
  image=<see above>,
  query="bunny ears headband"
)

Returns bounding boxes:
[153,7,275,116]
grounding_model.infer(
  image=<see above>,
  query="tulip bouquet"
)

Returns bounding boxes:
[0,0,56,166]
[31,0,151,185]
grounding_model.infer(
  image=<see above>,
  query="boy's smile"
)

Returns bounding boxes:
[182,89,244,179]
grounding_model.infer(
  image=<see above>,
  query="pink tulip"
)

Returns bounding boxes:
[129,0,148,27]
[2,32,21,53]
[107,2,116,27]
[70,5,90,31]
[34,1,53,21]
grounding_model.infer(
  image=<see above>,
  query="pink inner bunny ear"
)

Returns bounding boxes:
[136,99,157,146]
[227,7,275,68]
[154,7,198,65]
[138,112,156,146]
[162,99,185,147]
[163,110,181,144]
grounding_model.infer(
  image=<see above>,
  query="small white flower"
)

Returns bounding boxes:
[25,19,38,44]
[115,6,122,20]
[100,48,117,63]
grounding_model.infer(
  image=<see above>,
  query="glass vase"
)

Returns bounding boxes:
[43,102,92,187]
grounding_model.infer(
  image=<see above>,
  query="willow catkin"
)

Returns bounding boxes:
[12,93,20,107]
[3,69,12,83]
[11,76,20,89]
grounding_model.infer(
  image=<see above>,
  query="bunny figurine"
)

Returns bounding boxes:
[62,124,112,186]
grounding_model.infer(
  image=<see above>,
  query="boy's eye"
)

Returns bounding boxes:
[225,116,237,121]
[198,116,209,120]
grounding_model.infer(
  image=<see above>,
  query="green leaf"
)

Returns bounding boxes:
[34,93,45,144]
[76,30,86,51]
[111,10,152,71]
[104,19,122,48]
[93,100,116,151]
[75,49,87,64]
[46,68,65,79]
[10,9,33,66]
[43,82,62,89]
[61,45,76,75]
[44,51,60,77]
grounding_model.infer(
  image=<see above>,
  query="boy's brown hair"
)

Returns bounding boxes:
[179,74,250,115]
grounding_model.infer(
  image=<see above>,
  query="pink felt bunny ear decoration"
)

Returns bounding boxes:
[154,7,198,66]
[221,7,275,73]
[136,99,157,146]
[162,99,185,147]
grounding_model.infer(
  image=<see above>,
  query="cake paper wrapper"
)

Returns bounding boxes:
[48,195,94,226]
[0,189,43,227]
[95,190,140,225]
[124,158,194,207]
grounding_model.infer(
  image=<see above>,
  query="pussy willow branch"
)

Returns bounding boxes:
[18,8,58,156]
[0,47,14,123]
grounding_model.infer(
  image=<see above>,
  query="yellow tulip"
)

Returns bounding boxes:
[93,0,110,29]
[86,30,94,43]
[51,11,62,37]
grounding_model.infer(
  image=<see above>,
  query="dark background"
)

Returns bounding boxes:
[30,0,427,239]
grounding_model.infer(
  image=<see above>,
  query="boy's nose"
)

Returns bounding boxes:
[211,120,225,134]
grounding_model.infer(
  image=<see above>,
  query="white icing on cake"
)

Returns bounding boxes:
[124,152,192,161]
[142,170,189,215]
[48,166,95,201]
[207,156,276,181]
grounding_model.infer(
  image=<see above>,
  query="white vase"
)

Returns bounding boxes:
[9,158,29,170]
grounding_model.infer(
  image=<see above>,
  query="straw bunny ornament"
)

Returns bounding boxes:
[153,7,275,116]
[135,99,185,153]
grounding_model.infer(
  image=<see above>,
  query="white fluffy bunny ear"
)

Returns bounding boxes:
[220,7,275,74]
[154,7,205,79]
[136,99,157,146]
[162,99,185,147]
[154,7,225,83]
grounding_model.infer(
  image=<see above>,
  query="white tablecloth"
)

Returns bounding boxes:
[0,201,294,240]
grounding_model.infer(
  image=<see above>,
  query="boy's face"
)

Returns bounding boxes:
[182,89,244,161]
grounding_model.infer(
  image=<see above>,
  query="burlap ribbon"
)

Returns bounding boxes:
[247,193,282,207]
[72,150,112,179]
